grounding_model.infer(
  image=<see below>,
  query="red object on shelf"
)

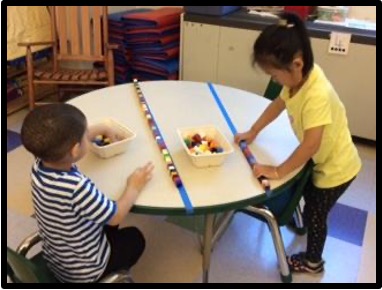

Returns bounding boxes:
[284,6,311,20]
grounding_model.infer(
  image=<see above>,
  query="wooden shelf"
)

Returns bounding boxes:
[7,66,27,80]
[7,59,54,115]
[7,87,57,115]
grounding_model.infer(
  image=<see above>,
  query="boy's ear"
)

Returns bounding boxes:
[70,142,81,157]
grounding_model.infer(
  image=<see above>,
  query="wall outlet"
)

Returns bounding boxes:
[328,32,352,55]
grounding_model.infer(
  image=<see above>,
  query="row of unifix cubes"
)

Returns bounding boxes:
[133,79,182,188]
[239,140,270,193]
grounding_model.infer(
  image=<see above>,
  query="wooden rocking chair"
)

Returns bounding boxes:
[19,6,117,110]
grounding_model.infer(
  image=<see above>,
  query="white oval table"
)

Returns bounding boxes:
[68,81,303,283]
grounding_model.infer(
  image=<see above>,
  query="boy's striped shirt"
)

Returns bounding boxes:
[31,159,116,283]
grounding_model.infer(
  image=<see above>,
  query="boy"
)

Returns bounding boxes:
[21,103,154,282]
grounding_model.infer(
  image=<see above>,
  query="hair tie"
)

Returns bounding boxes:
[279,18,295,28]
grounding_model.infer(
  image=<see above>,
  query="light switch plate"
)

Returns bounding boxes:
[328,32,352,55]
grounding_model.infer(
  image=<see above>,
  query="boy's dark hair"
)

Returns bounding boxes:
[253,12,314,77]
[21,104,87,162]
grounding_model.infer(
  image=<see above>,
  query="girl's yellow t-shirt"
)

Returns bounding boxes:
[280,64,361,188]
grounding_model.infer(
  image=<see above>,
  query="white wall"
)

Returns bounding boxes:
[348,6,376,22]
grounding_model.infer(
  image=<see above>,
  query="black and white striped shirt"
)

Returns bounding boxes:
[31,159,116,283]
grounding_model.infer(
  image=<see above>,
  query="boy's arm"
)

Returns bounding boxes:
[107,186,140,226]
[108,162,154,226]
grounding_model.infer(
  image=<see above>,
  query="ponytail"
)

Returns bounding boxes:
[253,12,314,77]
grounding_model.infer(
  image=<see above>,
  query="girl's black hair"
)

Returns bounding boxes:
[21,103,87,162]
[253,12,314,77]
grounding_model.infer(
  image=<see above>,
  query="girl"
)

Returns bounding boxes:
[235,12,361,274]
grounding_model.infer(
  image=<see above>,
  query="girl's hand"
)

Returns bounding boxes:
[234,130,257,145]
[253,164,280,179]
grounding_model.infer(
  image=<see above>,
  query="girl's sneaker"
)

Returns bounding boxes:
[287,252,324,274]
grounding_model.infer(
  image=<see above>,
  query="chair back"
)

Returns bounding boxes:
[264,79,283,101]
[7,247,57,283]
[240,161,313,225]
[264,161,313,225]
[50,6,109,64]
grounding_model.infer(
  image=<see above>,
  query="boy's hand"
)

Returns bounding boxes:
[126,162,154,193]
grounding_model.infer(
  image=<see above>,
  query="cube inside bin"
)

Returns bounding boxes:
[178,124,234,168]
[89,118,136,158]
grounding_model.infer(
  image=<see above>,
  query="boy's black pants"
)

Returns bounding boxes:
[101,225,145,278]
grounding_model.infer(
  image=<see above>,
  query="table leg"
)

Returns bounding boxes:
[202,214,214,283]
[211,210,235,250]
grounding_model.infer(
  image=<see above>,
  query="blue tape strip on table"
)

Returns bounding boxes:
[207,82,271,195]
[207,83,238,135]
[178,186,194,215]
[133,80,194,214]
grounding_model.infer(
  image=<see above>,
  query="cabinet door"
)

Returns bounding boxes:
[217,27,270,96]
[312,38,376,140]
[181,21,220,83]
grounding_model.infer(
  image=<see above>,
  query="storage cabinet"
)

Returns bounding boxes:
[311,38,376,141]
[217,27,270,96]
[181,21,220,83]
[181,19,376,140]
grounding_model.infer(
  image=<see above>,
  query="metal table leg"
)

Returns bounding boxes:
[202,214,214,283]
[211,210,235,249]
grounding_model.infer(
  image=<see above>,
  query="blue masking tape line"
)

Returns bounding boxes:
[207,82,237,135]
[133,79,194,213]
[207,82,271,195]
[146,113,194,214]
[178,186,194,214]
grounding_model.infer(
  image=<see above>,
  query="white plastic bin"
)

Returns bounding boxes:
[89,118,136,158]
[177,124,234,168]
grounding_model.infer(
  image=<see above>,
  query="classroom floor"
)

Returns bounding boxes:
[7,107,376,284]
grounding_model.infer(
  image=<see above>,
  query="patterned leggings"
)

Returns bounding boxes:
[302,177,355,263]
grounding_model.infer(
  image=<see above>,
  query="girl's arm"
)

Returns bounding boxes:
[253,126,324,179]
[235,97,285,144]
